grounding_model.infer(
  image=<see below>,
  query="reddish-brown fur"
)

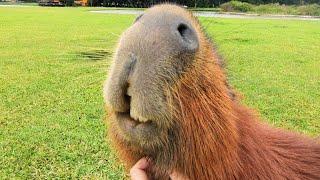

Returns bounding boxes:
[171,63,320,179]
[106,6,320,179]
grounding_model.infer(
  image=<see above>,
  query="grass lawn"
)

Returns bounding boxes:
[0,6,319,179]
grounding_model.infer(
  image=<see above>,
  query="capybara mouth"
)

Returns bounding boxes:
[116,111,152,128]
[115,110,157,143]
[109,85,157,141]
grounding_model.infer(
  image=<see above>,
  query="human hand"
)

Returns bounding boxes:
[130,158,186,180]
[130,158,150,180]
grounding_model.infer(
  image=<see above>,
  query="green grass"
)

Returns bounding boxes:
[200,17,320,135]
[0,7,319,179]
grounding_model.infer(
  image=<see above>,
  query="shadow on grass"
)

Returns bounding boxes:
[78,49,112,61]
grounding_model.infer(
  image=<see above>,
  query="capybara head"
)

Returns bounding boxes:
[104,4,236,176]
[105,5,202,146]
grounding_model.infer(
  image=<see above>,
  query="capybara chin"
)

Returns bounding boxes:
[103,4,320,179]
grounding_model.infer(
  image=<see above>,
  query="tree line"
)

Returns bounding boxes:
[90,0,320,7]
[8,0,319,7]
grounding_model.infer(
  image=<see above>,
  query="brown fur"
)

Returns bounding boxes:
[105,4,320,180]
[169,47,320,179]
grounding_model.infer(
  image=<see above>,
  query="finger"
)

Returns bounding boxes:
[130,158,150,180]
[132,157,149,170]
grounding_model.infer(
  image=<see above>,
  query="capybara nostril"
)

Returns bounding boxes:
[176,23,199,52]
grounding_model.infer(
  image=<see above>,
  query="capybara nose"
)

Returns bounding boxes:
[132,10,199,54]
[175,22,199,52]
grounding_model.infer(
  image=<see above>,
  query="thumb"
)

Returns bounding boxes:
[130,158,150,180]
